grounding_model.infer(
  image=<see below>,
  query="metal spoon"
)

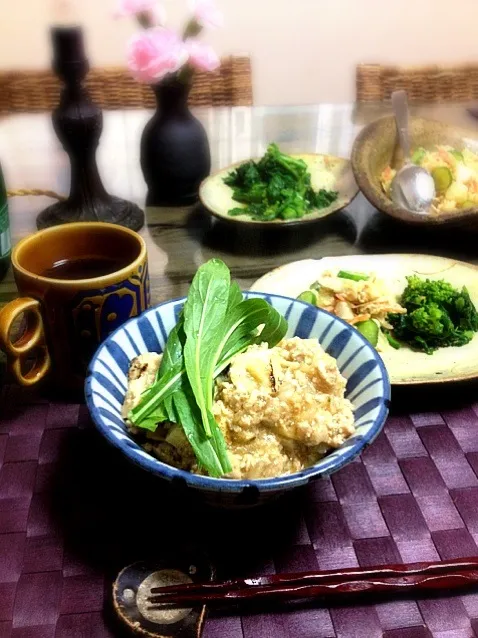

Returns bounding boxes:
[390,90,435,214]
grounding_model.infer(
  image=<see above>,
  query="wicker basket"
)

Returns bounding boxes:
[0,56,253,114]
[356,63,478,102]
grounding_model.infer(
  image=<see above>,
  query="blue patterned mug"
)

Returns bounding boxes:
[0,222,150,392]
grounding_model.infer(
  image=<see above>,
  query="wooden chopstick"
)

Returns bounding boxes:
[147,557,478,609]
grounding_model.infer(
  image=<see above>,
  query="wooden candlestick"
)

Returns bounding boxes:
[37,27,144,231]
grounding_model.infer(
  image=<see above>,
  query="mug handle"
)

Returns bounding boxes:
[0,297,51,386]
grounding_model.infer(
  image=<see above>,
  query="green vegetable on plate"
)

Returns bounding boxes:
[128,259,288,477]
[388,275,478,355]
[297,290,318,305]
[355,320,379,347]
[223,143,338,221]
[384,331,401,350]
[337,270,369,282]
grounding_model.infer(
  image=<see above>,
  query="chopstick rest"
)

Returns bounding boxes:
[113,552,214,637]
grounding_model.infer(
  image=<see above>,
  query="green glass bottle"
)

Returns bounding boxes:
[0,162,11,281]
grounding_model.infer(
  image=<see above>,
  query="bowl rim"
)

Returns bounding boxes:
[85,292,391,493]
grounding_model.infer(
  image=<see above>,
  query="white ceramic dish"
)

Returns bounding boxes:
[251,254,478,385]
[199,153,359,227]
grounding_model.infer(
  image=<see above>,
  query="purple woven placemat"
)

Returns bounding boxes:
[2,384,478,638]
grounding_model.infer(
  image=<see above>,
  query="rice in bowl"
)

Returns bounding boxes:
[122,337,354,480]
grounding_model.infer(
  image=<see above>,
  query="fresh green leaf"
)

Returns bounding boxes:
[171,378,231,477]
[159,319,184,374]
[128,298,287,431]
[128,321,186,427]
[215,298,288,374]
[127,259,289,478]
[183,259,231,438]
[227,281,243,312]
[253,301,288,347]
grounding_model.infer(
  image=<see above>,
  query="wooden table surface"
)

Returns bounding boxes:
[1,102,478,307]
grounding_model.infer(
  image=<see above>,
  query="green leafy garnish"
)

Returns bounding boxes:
[223,143,338,221]
[388,275,478,354]
[183,260,231,438]
[384,330,401,350]
[128,259,288,477]
[337,270,369,282]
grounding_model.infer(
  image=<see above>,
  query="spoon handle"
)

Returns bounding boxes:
[392,90,411,160]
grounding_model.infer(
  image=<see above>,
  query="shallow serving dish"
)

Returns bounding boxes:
[251,254,478,385]
[199,153,359,228]
[352,116,478,226]
[85,292,389,508]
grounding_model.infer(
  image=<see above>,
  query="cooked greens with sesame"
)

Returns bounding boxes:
[223,143,338,221]
[388,276,478,354]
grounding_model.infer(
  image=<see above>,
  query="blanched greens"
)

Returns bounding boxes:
[224,143,338,221]
[389,276,478,354]
[128,259,288,477]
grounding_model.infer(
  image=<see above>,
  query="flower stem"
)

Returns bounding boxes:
[178,64,195,84]
[137,12,153,29]
[183,18,203,40]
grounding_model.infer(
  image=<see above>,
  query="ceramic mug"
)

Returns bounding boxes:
[0,222,150,391]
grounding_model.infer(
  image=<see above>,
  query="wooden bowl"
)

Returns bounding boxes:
[351,116,478,226]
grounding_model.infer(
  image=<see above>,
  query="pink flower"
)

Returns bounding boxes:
[127,28,188,83]
[189,0,223,29]
[185,40,220,72]
[116,0,166,25]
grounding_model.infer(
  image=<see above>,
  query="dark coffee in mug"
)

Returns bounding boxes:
[41,256,132,280]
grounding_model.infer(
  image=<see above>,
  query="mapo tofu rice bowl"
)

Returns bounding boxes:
[86,260,390,505]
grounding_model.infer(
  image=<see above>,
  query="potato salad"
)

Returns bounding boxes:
[381,146,478,213]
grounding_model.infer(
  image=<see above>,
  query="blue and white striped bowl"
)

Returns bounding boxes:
[85,293,390,507]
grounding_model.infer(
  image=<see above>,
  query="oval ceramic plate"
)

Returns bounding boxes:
[251,254,478,385]
[199,154,359,227]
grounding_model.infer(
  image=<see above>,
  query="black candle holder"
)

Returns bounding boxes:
[37,27,144,231]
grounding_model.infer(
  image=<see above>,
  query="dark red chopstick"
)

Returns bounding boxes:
[147,558,478,609]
